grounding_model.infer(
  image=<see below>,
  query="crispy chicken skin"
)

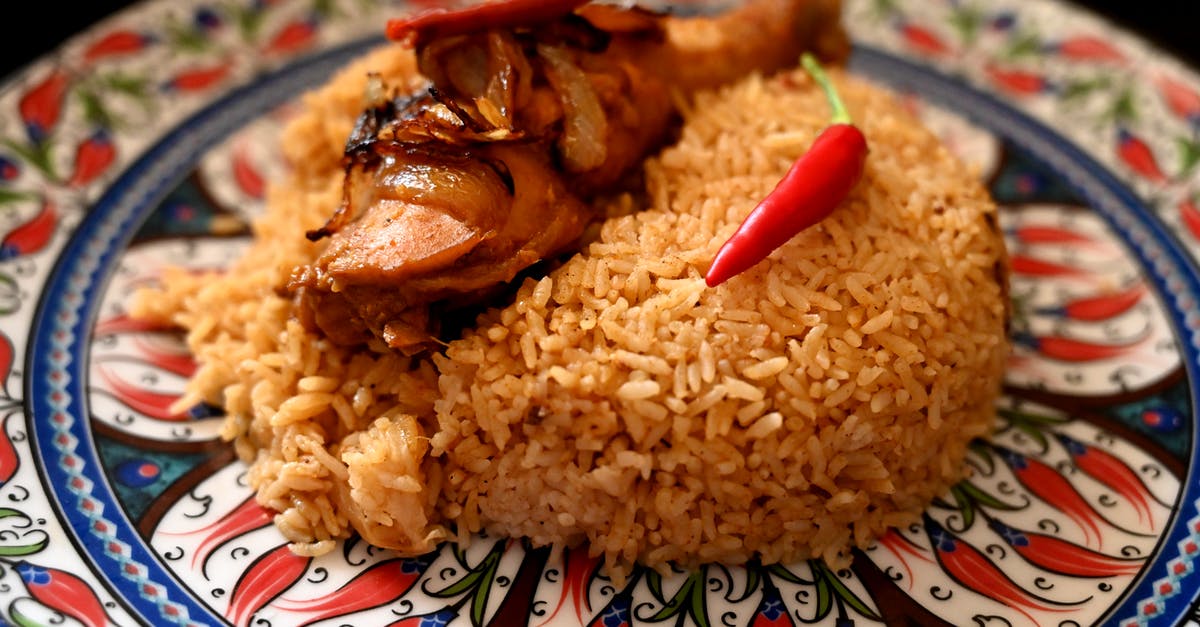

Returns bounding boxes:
[289,0,849,353]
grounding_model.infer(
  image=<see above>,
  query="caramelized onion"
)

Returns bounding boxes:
[537,43,607,172]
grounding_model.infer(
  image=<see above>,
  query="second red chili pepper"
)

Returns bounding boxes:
[705,53,868,287]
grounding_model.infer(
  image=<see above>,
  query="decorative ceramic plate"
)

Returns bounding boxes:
[3,0,1200,625]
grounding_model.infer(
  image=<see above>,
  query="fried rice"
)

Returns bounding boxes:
[132,43,1009,579]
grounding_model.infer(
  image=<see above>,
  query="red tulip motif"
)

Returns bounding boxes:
[896,21,951,57]
[1180,194,1200,241]
[82,30,156,63]
[263,18,318,56]
[1116,127,1169,184]
[232,144,265,200]
[1045,35,1126,63]
[18,69,71,144]
[163,63,232,92]
[985,63,1054,96]
[1156,73,1200,127]
[67,129,117,188]
[0,199,57,261]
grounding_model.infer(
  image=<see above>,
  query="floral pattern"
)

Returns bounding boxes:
[1,0,1199,625]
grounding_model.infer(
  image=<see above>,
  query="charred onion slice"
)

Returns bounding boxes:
[538,43,608,172]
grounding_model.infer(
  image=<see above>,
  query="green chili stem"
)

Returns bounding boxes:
[801,53,852,126]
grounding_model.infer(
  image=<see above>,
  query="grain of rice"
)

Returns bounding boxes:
[860,309,894,335]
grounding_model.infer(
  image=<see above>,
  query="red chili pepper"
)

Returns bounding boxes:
[130,335,197,378]
[876,529,932,589]
[1008,253,1091,279]
[994,445,1104,546]
[227,544,309,627]
[539,547,601,626]
[1011,223,1097,246]
[274,556,433,621]
[386,0,589,47]
[1035,283,1146,321]
[705,54,867,287]
[1013,330,1146,363]
[923,515,1076,624]
[96,365,187,421]
[170,495,272,571]
[1058,432,1158,530]
[987,517,1143,577]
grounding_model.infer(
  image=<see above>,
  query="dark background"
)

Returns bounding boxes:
[3,1,1199,80]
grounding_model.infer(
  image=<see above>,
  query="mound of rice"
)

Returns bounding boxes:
[133,43,1009,578]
